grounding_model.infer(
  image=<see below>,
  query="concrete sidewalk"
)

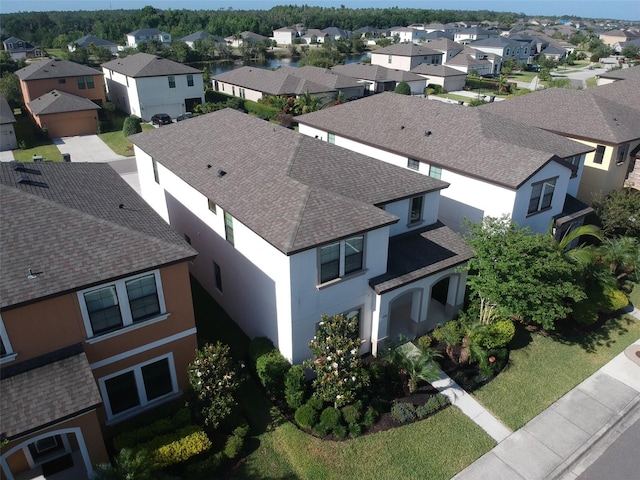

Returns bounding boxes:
[453,309,640,480]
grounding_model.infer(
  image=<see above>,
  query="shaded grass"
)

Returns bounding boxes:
[630,282,640,310]
[585,76,598,88]
[98,110,154,157]
[473,316,640,430]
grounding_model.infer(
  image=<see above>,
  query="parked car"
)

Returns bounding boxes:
[527,64,541,72]
[482,73,499,79]
[176,112,194,122]
[151,113,172,125]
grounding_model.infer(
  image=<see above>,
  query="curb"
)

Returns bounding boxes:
[549,394,640,479]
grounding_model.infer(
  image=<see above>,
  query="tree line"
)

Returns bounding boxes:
[0,5,527,49]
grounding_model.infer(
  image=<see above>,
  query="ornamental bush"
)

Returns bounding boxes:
[469,319,516,350]
[122,115,142,136]
[284,364,307,409]
[113,408,191,451]
[319,407,342,430]
[141,425,212,467]
[223,433,244,459]
[188,342,243,429]
[362,406,379,427]
[341,401,362,425]
[249,336,275,362]
[391,402,416,424]
[256,350,291,398]
[294,403,319,429]
[394,81,411,95]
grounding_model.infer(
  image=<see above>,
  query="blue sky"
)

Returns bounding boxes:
[2,1,639,20]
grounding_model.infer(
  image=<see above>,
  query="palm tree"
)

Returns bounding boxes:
[393,344,442,394]
[551,223,603,267]
[597,236,639,284]
[293,91,323,115]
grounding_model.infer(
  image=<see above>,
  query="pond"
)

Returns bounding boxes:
[197,52,371,76]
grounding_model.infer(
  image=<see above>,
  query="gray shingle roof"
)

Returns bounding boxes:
[101,52,202,78]
[15,58,102,81]
[28,89,100,115]
[425,38,465,53]
[332,63,425,82]
[372,43,443,57]
[277,66,362,90]
[296,92,593,189]
[128,28,167,36]
[446,53,491,67]
[0,163,196,309]
[0,351,101,439]
[590,77,640,111]
[469,36,520,48]
[212,66,335,96]
[2,37,37,54]
[598,65,640,81]
[70,34,117,49]
[0,94,16,125]
[480,87,640,144]
[130,108,448,255]
[179,31,220,43]
[410,64,467,76]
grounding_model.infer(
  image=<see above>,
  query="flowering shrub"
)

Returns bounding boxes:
[303,314,369,408]
[187,342,244,429]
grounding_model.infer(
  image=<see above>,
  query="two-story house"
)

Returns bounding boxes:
[126,28,171,49]
[0,162,197,480]
[102,52,205,120]
[297,92,594,238]
[481,87,640,204]
[130,109,473,363]
[371,44,444,72]
[0,93,18,151]
[2,37,44,60]
[469,36,531,67]
[15,58,106,137]
[389,27,427,44]
[273,27,299,45]
[68,34,118,55]
[453,27,499,44]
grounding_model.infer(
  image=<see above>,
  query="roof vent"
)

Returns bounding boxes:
[206,164,212,169]
[217,169,227,177]
[15,173,48,188]
[400,125,405,130]
[425,130,432,137]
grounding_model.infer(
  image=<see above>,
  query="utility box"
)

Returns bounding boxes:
[62,153,71,162]
[32,155,43,162]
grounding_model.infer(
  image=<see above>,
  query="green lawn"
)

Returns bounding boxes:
[585,76,598,88]
[508,71,538,83]
[13,145,63,162]
[98,111,154,156]
[12,111,62,161]
[434,93,470,104]
[473,315,640,430]
[190,278,494,479]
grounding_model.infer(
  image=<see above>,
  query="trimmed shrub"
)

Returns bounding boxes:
[183,452,225,479]
[432,320,464,345]
[113,408,191,451]
[122,115,142,136]
[141,425,212,467]
[233,425,250,438]
[391,402,416,424]
[307,395,324,411]
[341,402,362,425]
[256,350,291,397]
[427,83,444,94]
[313,422,332,436]
[295,403,319,429]
[394,81,411,95]
[349,423,362,437]
[416,394,449,418]
[469,320,516,350]
[333,424,348,438]
[284,364,307,409]
[249,336,275,362]
[223,433,244,459]
[245,101,279,120]
[319,407,342,430]
[362,406,379,427]
[604,287,630,312]
[418,334,433,350]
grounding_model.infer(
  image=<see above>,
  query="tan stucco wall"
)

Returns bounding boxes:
[20,76,106,105]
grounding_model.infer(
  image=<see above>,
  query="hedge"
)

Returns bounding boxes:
[245,101,280,120]
[140,425,212,467]
[113,408,191,451]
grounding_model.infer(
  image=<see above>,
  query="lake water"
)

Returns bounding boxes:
[203,52,371,76]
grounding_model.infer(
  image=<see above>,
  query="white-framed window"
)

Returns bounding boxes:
[152,158,159,184]
[208,198,217,214]
[328,133,336,144]
[565,155,581,178]
[168,76,176,88]
[616,143,629,165]
[409,196,424,223]
[187,74,194,87]
[318,235,365,285]
[0,313,16,363]
[527,177,557,215]
[388,55,392,64]
[429,165,442,179]
[505,48,510,56]
[77,270,166,339]
[593,145,606,164]
[99,354,178,420]
[408,158,419,170]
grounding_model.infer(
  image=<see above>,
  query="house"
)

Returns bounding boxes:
[224,31,268,48]
[331,63,427,95]
[0,94,18,151]
[597,65,640,85]
[371,44,443,72]
[0,162,197,480]
[613,37,640,54]
[353,26,380,38]
[425,38,465,63]
[2,36,43,60]
[211,66,364,102]
[480,87,640,205]
[453,27,498,44]
[445,49,494,76]
[599,29,640,47]
[130,108,472,363]
[389,27,426,44]
[68,34,118,55]
[273,27,299,45]
[322,27,349,41]
[410,64,468,92]
[126,28,171,49]
[296,92,594,238]
[27,89,100,138]
[424,23,460,35]
[179,31,225,50]
[101,52,205,120]
[469,36,530,66]
[301,28,327,45]
[15,58,106,137]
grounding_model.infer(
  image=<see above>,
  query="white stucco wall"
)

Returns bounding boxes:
[214,80,263,102]
[0,123,18,151]
[371,53,414,71]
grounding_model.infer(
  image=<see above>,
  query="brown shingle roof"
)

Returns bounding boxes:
[212,66,334,96]
[101,52,202,78]
[332,63,425,82]
[28,89,100,115]
[0,350,101,439]
[372,43,443,57]
[480,87,640,145]
[590,77,640,111]
[410,64,467,76]
[130,109,448,254]
[598,65,640,81]
[15,58,102,81]
[277,66,362,90]
[297,92,591,189]
[0,163,195,309]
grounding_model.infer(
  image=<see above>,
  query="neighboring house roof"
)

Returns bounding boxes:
[70,34,117,49]
[128,28,168,37]
[225,31,268,43]
[0,347,101,439]
[129,108,448,255]
[296,92,592,190]
[468,36,521,49]
[28,89,100,115]
[101,52,202,78]
[541,44,566,56]
[332,63,425,82]
[425,38,465,53]
[0,94,16,125]
[274,27,297,33]
[601,29,640,40]
[456,27,496,36]
[323,27,349,37]
[373,43,442,57]
[447,53,491,67]
[598,65,640,81]
[353,26,378,35]
[0,162,196,309]
[212,66,334,96]
[179,31,212,42]
[480,87,640,145]
[303,28,326,39]
[410,64,467,76]
[590,77,640,111]
[15,58,102,81]
[2,36,37,54]
[422,31,454,40]
[277,66,363,90]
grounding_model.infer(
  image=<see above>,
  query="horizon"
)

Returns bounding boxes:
[2,1,640,21]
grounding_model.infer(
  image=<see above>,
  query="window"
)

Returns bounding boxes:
[187,74,194,87]
[429,165,442,179]
[527,178,557,215]
[616,143,629,165]
[58,78,66,84]
[168,76,176,88]
[328,133,336,144]
[0,315,13,360]
[505,48,510,56]
[224,211,234,246]
[565,155,580,178]
[319,235,364,284]
[239,88,246,99]
[78,270,166,338]
[101,355,177,419]
[28,435,66,463]
[409,196,423,223]
[86,76,95,89]
[593,145,606,164]
[232,86,236,96]
[152,158,159,184]
[184,234,191,245]
[213,262,223,292]
[208,198,217,214]
[77,77,86,89]
[408,158,419,170]
[388,55,392,64]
